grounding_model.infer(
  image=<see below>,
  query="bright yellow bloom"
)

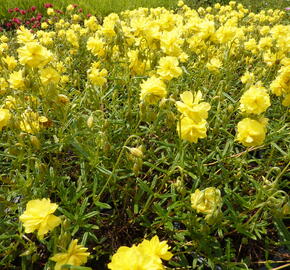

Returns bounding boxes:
[206,57,222,72]
[176,91,211,123]
[40,67,60,85]
[282,94,290,106]
[88,68,108,86]
[239,85,271,115]
[127,50,147,75]
[157,56,182,81]
[66,4,74,11]
[108,245,163,270]
[3,55,17,70]
[47,8,54,15]
[3,96,17,109]
[84,16,99,31]
[19,198,61,238]
[87,36,105,57]
[0,78,8,93]
[51,239,90,270]
[19,111,47,134]
[138,236,173,261]
[8,70,25,90]
[0,109,11,131]
[191,187,222,215]
[240,71,255,84]
[17,26,35,44]
[66,30,79,48]
[18,42,53,68]
[177,116,207,143]
[41,22,49,29]
[140,76,167,104]
[236,117,267,147]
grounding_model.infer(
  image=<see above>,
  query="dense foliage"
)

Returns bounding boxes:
[0,1,289,269]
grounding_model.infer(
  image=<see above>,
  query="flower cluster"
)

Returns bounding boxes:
[176,91,211,143]
[236,83,270,147]
[108,235,173,270]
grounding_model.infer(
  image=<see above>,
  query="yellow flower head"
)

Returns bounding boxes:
[0,78,8,93]
[177,116,207,143]
[19,198,61,238]
[240,71,255,84]
[0,108,11,131]
[8,70,25,90]
[51,239,90,270]
[127,50,147,75]
[140,76,167,104]
[17,26,35,44]
[18,42,53,68]
[40,67,60,85]
[176,91,211,123]
[138,235,173,261]
[3,55,17,71]
[19,111,47,134]
[157,56,182,81]
[87,68,108,86]
[239,85,271,115]
[206,57,222,72]
[236,117,267,147]
[108,245,163,270]
[191,187,222,215]
[87,36,105,57]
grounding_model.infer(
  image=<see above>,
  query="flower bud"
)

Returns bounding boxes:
[191,187,222,224]
[87,115,94,128]
[128,146,143,158]
[30,135,40,149]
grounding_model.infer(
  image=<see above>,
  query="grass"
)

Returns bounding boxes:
[1,0,290,20]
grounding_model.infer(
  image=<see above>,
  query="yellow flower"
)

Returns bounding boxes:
[47,8,54,15]
[191,187,222,214]
[191,187,222,223]
[66,4,74,11]
[8,70,25,90]
[239,85,271,115]
[3,95,17,109]
[50,239,90,270]
[87,37,105,57]
[0,108,11,131]
[88,68,108,86]
[240,71,254,84]
[40,67,60,85]
[127,50,146,75]
[19,198,61,238]
[177,116,207,143]
[19,111,47,134]
[282,94,290,106]
[17,26,35,44]
[18,42,53,68]
[138,236,173,261]
[3,55,17,70]
[157,56,182,81]
[0,78,8,94]
[206,57,222,72]
[108,245,163,270]
[140,76,167,104]
[41,22,49,29]
[176,91,211,123]
[236,117,267,147]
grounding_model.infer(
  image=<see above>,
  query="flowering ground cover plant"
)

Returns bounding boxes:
[0,0,290,269]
